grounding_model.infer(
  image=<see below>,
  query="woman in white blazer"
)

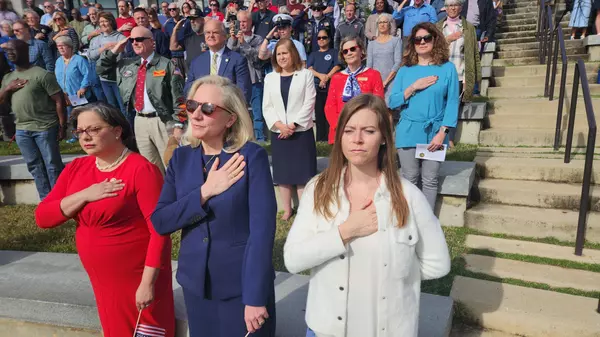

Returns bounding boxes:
[283,94,451,337]
[263,38,317,221]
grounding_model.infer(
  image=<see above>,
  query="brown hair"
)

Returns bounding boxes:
[401,22,449,67]
[313,94,409,227]
[272,38,303,73]
[98,11,117,30]
[338,35,366,65]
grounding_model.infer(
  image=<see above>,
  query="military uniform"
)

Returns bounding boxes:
[97,50,184,173]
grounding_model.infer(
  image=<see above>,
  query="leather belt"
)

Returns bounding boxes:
[137,112,157,118]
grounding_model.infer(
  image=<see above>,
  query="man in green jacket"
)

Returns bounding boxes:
[97,26,184,174]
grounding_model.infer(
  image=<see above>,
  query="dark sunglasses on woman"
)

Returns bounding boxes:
[186,100,234,115]
[413,34,433,44]
[316,36,329,41]
[342,46,358,55]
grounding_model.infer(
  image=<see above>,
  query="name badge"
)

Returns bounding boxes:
[153,70,166,77]
[357,77,368,81]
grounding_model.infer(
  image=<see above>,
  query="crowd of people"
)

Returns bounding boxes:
[0,0,497,336]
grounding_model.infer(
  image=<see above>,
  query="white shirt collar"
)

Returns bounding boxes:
[210,46,226,58]
[142,52,155,64]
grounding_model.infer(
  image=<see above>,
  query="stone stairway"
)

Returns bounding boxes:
[451,1,600,336]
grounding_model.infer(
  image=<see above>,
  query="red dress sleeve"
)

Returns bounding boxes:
[134,160,171,269]
[370,69,385,99]
[35,159,76,228]
[325,74,341,143]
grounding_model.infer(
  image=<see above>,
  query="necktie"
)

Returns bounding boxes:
[134,60,148,112]
[210,53,218,75]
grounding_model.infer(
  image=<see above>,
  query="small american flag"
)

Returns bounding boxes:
[135,324,166,337]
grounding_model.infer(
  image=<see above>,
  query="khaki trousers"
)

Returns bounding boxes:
[134,115,168,174]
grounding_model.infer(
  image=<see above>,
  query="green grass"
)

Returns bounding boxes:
[0,140,478,163]
[0,141,84,156]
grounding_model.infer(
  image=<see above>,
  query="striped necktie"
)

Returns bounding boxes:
[210,53,218,75]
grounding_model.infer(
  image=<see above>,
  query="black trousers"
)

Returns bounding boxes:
[315,90,330,142]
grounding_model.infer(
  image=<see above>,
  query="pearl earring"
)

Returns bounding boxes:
[116,137,119,140]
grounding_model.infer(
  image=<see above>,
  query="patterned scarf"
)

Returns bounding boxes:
[342,65,365,102]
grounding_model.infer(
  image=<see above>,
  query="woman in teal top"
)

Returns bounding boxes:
[388,22,459,209]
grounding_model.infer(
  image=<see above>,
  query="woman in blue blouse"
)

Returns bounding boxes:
[388,22,459,209]
[55,35,94,142]
[151,76,277,337]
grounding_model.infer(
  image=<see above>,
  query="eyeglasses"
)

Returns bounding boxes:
[311,6,325,10]
[129,36,151,42]
[44,5,52,7]
[316,36,328,40]
[378,21,389,24]
[186,100,234,115]
[169,8,178,11]
[210,3,218,6]
[72,125,110,138]
[342,45,358,55]
[413,34,433,44]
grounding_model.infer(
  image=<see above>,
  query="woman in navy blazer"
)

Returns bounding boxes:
[151,75,277,337]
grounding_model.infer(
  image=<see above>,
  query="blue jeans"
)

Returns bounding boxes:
[92,82,106,103]
[15,126,64,200]
[251,82,266,141]
[100,80,126,116]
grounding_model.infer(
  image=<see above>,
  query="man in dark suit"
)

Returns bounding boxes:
[184,19,251,102]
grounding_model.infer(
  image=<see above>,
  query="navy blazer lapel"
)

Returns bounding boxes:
[201,51,211,76]
[218,48,231,77]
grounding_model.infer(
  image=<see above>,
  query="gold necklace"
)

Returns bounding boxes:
[203,154,217,173]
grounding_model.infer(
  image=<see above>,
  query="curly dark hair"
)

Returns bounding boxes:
[401,22,449,67]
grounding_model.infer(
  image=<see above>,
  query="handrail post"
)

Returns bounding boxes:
[544,6,554,97]
[564,63,580,163]
[548,26,559,100]
[575,129,596,256]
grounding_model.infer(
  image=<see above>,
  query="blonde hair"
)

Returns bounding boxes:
[183,75,254,153]
[51,11,68,31]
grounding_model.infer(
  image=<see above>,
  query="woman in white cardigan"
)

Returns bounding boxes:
[263,38,317,220]
[283,94,451,337]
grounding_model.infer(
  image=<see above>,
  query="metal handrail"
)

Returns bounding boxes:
[564,59,597,258]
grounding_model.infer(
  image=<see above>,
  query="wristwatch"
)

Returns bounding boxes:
[442,127,450,134]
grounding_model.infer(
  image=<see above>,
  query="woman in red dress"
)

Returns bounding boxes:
[35,102,175,337]
[325,36,385,144]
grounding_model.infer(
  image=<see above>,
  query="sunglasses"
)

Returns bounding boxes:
[316,36,328,40]
[210,3,218,6]
[311,6,325,10]
[413,34,433,44]
[168,8,178,10]
[129,36,151,42]
[342,46,358,55]
[185,100,234,115]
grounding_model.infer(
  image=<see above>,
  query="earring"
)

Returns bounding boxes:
[116,137,119,140]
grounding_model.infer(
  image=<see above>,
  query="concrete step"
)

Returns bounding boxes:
[450,276,600,337]
[497,30,541,40]
[478,146,600,156]
[498,21,569,33]
[502,15,570,27]
[479,128,598,147]
[492,63,599,77]
[502,5,540,14]
[465,203,600,243]
[465,234,600,264]
[488,112,590,129]
[493,54,588,67]
[477,178,600,211]
[450,325,525,337]
[492,73,596,87]
[496,39,582,52]
[503,7,567,20]
[464,254,600,292]
[496,45,586,59]
[489,97,600,115]
[488,83,600,98]
[496,36,539,45]
[474,155,600,183]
